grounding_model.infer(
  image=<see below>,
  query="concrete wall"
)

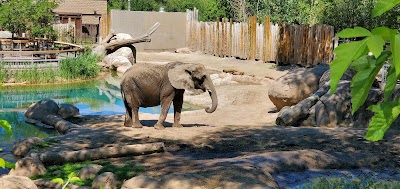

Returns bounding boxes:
[111,10,186,51]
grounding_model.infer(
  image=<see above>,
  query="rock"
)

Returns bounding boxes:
[8,157,46,177]
[109,33,133,42]
[121,175,161,189]
[78,164,103,181]
[175,47,192,54]
[314,81,382,127]
[104,47,135,67]
[24,99,59,120]
[268,64,329,110]
[12,137,44,157]
[57,103,79,119]
[92,172,118,189]
[318,69,356,88]
[0,175,38,189]
[0,31,13,39]
[160,173,206,189]
[212,73,238,86]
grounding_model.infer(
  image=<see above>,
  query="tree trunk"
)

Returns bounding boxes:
[29,142,165,165]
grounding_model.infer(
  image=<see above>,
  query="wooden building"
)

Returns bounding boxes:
[53,0,108,43]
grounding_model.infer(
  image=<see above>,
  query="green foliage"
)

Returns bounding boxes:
[34,161,145,187]
[0,0,58,39]
[0,119,15,169]
[31,140,59,151]
[51,172,81,189]
[329,0,400,141]
[59,51,101,81]
[297,177,400,189]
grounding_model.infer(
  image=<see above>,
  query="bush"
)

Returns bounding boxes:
[59,51,101,81]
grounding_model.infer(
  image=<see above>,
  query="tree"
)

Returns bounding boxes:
[329,0,400,141]
[0,0,57,39]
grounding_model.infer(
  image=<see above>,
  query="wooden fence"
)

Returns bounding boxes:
[186,9,335,67]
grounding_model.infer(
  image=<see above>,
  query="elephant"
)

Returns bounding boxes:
[120,62,218,129]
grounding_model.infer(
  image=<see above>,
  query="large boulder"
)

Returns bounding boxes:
[0,175,38,189]
[268,64,329,110]
[24,99,80,134]
[92,172,118,189]
[103,47,135,68]
[8,157,46,177]
[78,164,103,181]
[12,137,44,157]
[57,103,79,119]
[276,80,383,127]
[24,99,59,120]
[121,176,161,189]
[314,81,382,127]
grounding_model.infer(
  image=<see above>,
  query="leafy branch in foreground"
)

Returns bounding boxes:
[51,172,81,189]
[0,119,15,169]
[330,0,400,141]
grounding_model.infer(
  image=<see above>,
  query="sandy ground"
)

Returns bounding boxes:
[37,51,400,188]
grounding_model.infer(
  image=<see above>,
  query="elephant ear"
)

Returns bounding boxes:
[168,64,195,90]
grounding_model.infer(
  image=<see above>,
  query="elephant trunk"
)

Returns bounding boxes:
[205,77,218,113]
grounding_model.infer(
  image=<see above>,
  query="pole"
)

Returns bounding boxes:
[128,0,131,11]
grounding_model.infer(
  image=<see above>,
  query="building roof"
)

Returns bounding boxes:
[53,0,107,15]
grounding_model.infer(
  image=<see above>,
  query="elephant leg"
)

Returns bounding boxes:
[172,90,184,128]
[123,98,133,127]
[132,107,143,128]
[154,95,174,130]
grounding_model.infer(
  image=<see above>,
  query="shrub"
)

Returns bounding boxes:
[59,51,101,81]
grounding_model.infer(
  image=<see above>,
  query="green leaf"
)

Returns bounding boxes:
[69,177,81,183]
[0,120,12,135]
[384,65,397,101]
[350,54,387,114]
[372,27,392,40]
[51,178,64,184]
[0,158,5,169]
[372,0,400,18]
[330,39,368,93]
[350,56,370,71]
[0,148,2,152]
[367,35,385,58]
[365,100,400,141]
[391,32,400,77]
[68,172,77,179]
[337,27,372,38]
[5,161,15,169]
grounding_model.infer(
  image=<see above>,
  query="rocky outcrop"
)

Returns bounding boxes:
[121,176,161,189]
[92,172,118,189]
[24,99,80,134]
[8,157,46,177]
[58,103,79,119]
[0,175,38,189]
[95,32,139,73]
[268,64,329,110]
[78,164,103,181]
[276,81,383,127]
[160,173,207,189]
[12,137,44,157]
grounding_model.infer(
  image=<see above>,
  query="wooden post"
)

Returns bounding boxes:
[229,18,233,57]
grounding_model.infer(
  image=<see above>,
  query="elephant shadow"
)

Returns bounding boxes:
[140,120,208,128]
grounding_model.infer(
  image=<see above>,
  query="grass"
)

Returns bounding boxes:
[59,50,101,81]
[296,177,400,189]
[31,161,145,187]
[0,50,101,84]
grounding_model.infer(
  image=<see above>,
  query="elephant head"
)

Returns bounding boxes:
[168,63,218,113]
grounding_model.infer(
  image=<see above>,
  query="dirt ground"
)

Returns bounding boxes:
[44,51,400,188]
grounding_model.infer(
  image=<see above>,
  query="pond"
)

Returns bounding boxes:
[0,73,201,166]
